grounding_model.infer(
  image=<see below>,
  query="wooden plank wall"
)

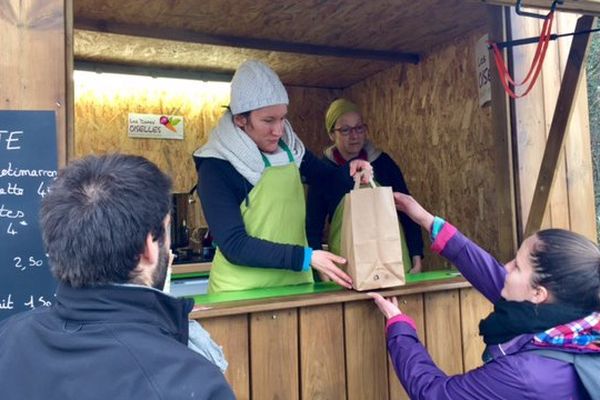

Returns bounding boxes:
[511,10,597,240]
[1,0,70,167]
[199,287,492,400]
[343,30,501,267]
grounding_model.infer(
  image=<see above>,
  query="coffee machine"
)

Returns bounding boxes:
[170,189,204,263]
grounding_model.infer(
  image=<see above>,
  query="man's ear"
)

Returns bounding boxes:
[233,114,247,129]
[140,232,159,267]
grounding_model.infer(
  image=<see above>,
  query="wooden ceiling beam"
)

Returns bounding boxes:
[74,61,234,82]
[474,0,600,16]
[74,18,420,64]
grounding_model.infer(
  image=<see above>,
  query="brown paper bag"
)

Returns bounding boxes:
[340,177,405,291]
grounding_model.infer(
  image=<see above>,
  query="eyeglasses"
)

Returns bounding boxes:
[332,124,368,136]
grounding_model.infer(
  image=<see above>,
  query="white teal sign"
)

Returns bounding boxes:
[128,113,184,140]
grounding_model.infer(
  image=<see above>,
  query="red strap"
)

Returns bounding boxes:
[489,11,555,98]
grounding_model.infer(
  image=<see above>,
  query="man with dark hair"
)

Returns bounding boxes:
[0,154,234,400]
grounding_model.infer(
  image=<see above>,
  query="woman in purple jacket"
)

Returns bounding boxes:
[369,193,600,400]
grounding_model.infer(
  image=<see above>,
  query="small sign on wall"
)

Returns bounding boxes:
[475,34,492,107]
[128,113,184,140]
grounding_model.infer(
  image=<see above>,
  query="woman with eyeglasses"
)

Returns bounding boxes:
[306,98,424,274]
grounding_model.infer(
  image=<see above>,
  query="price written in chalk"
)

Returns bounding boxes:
[13,255,46,271]
[24,295,52,310]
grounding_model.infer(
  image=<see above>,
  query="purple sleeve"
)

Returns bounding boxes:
[386,322,531,399]
[431,223,506,303]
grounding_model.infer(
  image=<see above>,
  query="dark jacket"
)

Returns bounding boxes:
[0,284,234,400]
[387,223,596,399]
[306,151,424,258]
[194,150,351,271]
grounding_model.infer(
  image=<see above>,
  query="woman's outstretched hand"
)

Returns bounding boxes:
[349,159,373,184]
[311,250,353,289]
[392,193,435,233]
[367,292,402,319]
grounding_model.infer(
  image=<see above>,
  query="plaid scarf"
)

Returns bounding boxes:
[533,312,600,351]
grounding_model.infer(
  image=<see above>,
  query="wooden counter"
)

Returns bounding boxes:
[191,275,493,400]
[172,261,211,274]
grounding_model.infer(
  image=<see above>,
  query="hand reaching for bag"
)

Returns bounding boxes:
[367,292,402,319]
[392,193,435,233]
[311,250,353,289]
[349,159,373,184]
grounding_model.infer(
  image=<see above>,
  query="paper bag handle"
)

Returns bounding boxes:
[353,171,376,190]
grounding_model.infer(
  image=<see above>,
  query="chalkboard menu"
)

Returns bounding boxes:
[0,111,58,320]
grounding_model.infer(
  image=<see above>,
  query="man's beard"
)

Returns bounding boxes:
[151,238,170,290]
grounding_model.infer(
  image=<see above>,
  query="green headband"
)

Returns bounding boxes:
[325,98,359,134]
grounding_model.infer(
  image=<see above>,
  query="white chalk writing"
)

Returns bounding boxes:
[0,204,25,219]
[0,294,14,310]
[1,130,25,150]
[0,182,24,196]
[13,256,44,271]
[24,295,51,310]
[0,162,57,178]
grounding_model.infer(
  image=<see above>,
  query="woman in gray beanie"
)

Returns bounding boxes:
[194,60,372,293]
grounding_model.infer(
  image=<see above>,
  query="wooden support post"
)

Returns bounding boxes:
[0,0,71,167]
[488,5,518,261]
[524,15,595,237]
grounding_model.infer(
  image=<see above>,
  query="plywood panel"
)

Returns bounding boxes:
[511,11,597,239]
[74,72,337,232]
[286,86,342,154]
[344,30,496,270]
[488,5,518,262]
[459,288,493,372]
[299,304,346,400]
[388,294,425,400]
[73,0,487,55]
[424,290,463,375]
[558,14,598,239]
[1,0,68,166]
[200,315,250,400]
[250,309,299,400]
[540,15,570,231]
[344,301,388,400]
[74,30,396,89]
[74,74,230,192]
[510,8,554,234]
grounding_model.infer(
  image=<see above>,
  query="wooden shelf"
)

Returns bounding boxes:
[172,262,211,274]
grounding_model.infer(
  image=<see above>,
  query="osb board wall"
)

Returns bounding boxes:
[286,86,342,154]
[74,76,340,231]
[344,30,496,269]
[74,30,394,89]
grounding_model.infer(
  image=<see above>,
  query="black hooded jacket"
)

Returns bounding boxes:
[0,284,234,400]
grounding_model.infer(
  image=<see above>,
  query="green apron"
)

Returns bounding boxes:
[208,142,314,293]
[327,188,413,273]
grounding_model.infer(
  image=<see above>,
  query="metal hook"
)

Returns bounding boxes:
[515,0,563,19]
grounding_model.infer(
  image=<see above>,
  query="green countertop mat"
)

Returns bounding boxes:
[189,270,461,305]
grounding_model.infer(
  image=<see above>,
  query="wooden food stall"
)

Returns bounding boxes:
[2,0,599,399]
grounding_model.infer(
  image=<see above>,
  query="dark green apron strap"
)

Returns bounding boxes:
[261,140,295,168]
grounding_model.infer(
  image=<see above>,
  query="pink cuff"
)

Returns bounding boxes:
[386,314,416,331]
[431,223,457,254]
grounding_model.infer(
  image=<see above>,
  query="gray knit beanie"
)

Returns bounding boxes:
[229,60,289,115]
